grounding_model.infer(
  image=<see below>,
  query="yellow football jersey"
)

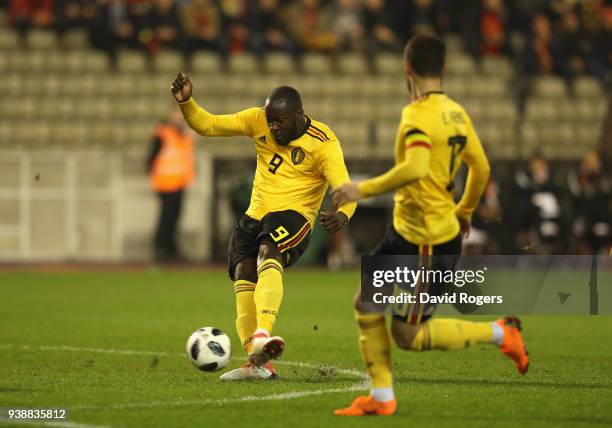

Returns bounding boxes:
[363,92,490,245]
[179,98,356,226]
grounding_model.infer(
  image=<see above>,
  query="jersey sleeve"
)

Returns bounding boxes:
[317,140,357,220]
[358,127,432,197]
[178,98,260,138]
[456,118,491,220]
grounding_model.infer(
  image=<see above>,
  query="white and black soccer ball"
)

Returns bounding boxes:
[186,327,232,372]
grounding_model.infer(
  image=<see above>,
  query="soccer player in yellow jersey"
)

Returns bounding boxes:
[171,72,356,380]
[332,34,529,416]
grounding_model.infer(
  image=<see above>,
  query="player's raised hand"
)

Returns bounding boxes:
[171,72,193,103]
[331,182,361,208]
[319,211,348,234]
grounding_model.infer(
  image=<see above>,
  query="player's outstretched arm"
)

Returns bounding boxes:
[332,143,431,207]
[317,140,356,233]
[170,72,256,138]
[455,128,490,237]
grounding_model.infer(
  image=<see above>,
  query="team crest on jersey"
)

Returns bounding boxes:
[291,147,305,165]
[258,135,267,143]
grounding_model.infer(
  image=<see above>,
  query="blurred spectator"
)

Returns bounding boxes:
[516,14,562,116]
[126,0,156,69]
[284,0,340,71]
[522,14,560,76]
[510,155,564,254]
[589,6,612,88]
[8,0,53,47]
[180,0,229,71]
[463,178,504,254]
[149,0,183,69]
[464,0,512,67]
[147,109,196,263]
[408,0,442,38]
[557,10,589,92]
[53,0,81,48]
[331,0,364,52]
[219,0,250,54]
[84,0,133,71]
[363,0,399,72]
[568,150,612,254]
[247,0,301,72]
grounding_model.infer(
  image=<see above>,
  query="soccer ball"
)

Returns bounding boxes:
[186,327,232,372]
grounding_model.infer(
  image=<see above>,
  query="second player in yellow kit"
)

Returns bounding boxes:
[333,34,529,416]
[171,73,356,381]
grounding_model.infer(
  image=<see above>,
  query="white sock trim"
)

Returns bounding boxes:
[370,387,395,402]
[254,328,270,337]
[491,322,504,346]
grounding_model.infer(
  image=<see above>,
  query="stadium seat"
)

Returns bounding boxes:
[0,29,18,50]
[446,52,476,76]
[525,99,557,122]
[339,53,367,75]
[61,30,88,49]
[534,77,566,98]
[266,53,294,74]
[482,56,513,78]
[192,52,220,73]
[376,53,402,75]
[28,30,57,50]
[156,50,183,74]
[303,53,330,74]
[118,51,147,73]
[574,77,602,98]
[81,50,109,73]
[230,53,257,74]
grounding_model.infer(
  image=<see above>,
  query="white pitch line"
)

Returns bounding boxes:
[71,382,368,411]
[1,344,369,411]
[0,420,110,428]
[0,344,367,380]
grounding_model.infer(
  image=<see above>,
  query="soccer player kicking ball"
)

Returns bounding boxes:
[332,34,529,416]
[171,73,356,380]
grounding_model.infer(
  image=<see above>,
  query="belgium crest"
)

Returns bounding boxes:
[291,147,305,165]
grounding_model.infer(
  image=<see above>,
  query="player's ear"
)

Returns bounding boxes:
[403,61,413,78]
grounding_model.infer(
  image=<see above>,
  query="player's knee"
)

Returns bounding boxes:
[258,239,283,264]
[234,259,257,284]
[391,321,423,351]
[353,293,363,312]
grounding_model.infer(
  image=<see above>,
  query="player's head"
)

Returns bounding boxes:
[265,86,305,146]
[403,33,446,80]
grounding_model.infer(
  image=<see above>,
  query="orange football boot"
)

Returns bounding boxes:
[334,395,397,416]
[496,316,529,374]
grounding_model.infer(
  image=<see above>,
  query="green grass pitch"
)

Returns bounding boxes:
[1,268,611,427]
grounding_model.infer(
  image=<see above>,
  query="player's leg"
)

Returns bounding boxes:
[233,258,258,355]
[391,315,528,374]
[336,228,403,416]
[390,237,528,374]
[250,210,312,365]
[221,216,277,380]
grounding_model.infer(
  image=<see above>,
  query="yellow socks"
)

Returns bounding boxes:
[254,259,284,334]
[356,311,393,389]
[234,280,257,354]
[410,318,493,351]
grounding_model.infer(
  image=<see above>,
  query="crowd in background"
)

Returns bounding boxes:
[465,150,611,256]
[3,0,611,256]
[3,0,611,83]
